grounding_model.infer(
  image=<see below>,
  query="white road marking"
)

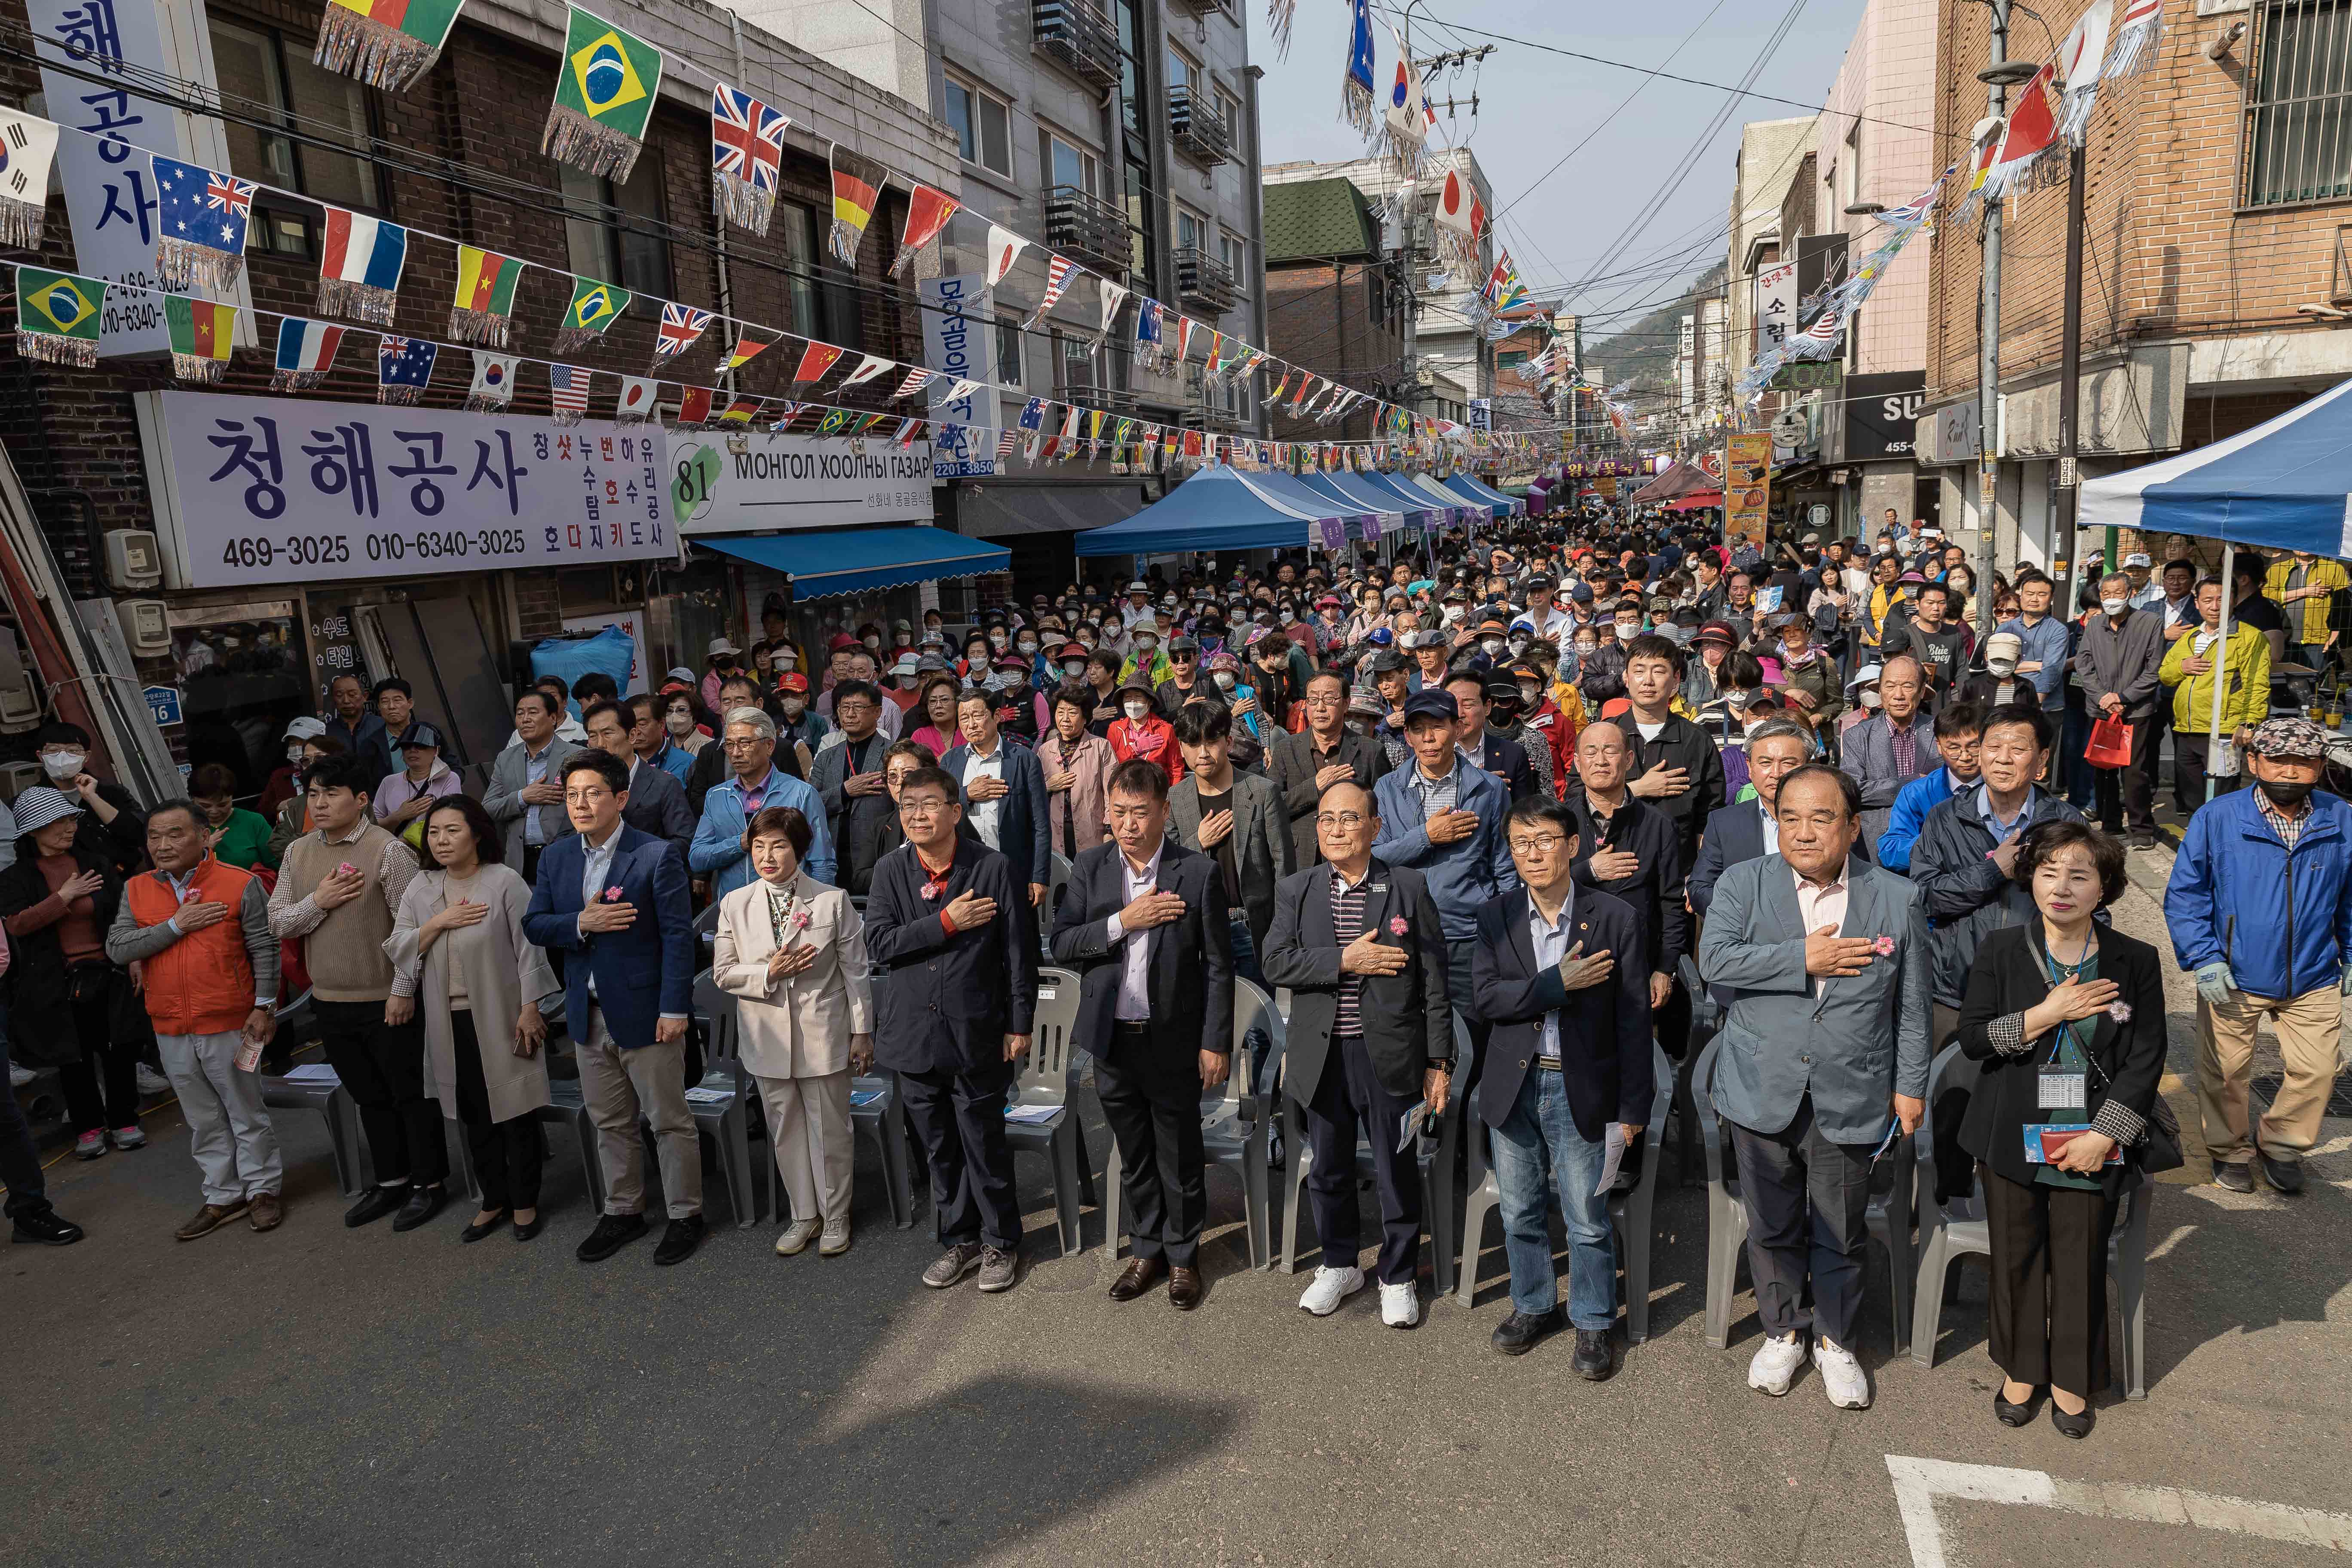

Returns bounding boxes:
[1886,1455,2352,1568]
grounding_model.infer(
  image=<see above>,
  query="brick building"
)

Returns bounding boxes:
[0,0,957,793]
[1259,176,1400,444]
[1919,0,2352,580]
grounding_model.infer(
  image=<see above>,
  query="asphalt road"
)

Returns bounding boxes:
[8,855,2350,1567]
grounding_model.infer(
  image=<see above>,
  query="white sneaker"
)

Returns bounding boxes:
[1297,1264,1366,1316]
[1815,1338,1872,1409]
[1379,1280,1420,1328]
[135,1064,171,1097]
[8,1063,32,1088]
[1747,1332,1807,1396]
[774,1218,822,1256]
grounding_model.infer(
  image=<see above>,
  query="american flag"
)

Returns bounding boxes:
[548,364,591,415]
[891,367,935,398]
[710,84,788,193]
[655,301,712,363]
[1026,255,1078,325]
[205,173,254,218]
[995,426,1017,457]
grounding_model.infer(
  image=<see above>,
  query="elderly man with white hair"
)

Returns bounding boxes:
[689,706,836,898]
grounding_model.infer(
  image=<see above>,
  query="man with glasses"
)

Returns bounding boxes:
[1153,636,1210,712]
[1262,782,1451,1328]
[690,707,834,900]
[1470,797,1651,1370]
[522,751,701,1265]
[1267,671,1389,867]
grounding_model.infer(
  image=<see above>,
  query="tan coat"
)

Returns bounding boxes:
[386,863,561,1125]
[712,870,874,1078]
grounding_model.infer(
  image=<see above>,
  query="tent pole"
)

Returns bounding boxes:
[2208,540,2233,805]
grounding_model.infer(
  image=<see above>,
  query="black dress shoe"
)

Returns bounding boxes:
[1571,1327,1615,1381]
[1108,1254,1168,1302]
[459,1210,510,1244]
[391,1185,448,1233]
[576,1212,648,1262]
[1491,1305,1565,1357]
[2051,1400,2095,1439]
[1994,1387,2040,1427]
[344,1184,409,1228]
[653,1215,707,1266]
[2213,1161,2255,1193]
[1168,1265,1204,1311]
[512,1214,545,1242]
[9,1207,84,1246]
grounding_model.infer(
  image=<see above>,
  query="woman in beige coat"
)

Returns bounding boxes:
[386,795,560,1243]
[713,804,874,1258]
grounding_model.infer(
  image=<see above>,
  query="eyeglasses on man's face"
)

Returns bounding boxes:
[1315,812,1366,830]
[1508,833,1569,857]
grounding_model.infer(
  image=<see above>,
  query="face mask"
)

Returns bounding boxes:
[1063,664,1087,683]
[2260,777,2315,808]
[1860,689,1883,710]
[666,711,694,736]
[780,698,806,719]
[1442,605,1465,625]
[1576,640,1597,658]
[1507,634,1531,655]
[2101,598,2128,617]
[1518,683,1541,706]
[773,651,797,673]
[988,631,1008,649]
[862,635,882,652]
[1988,657,2018,677]
[41,751,83,781]
[1214,672,1237,693]
[1124,700,1152,722]
[1479,638,1505,658]
[1135,639,1158,657]
[286,744,307,764]
[1615,622,1639,638]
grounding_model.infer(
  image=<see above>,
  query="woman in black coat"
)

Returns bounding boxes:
[1955,819,2167,1440]
[0,787,154,1159]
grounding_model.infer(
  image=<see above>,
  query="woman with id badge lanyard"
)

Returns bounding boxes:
[1956,821,2171,1438]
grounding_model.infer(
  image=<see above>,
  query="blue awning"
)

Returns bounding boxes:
[1360,471,1476,530]
[1074,466,1326,556]
[1299,471,1418,536]
[2081,378,2352,552]
[697,526,1009,599]
[1441,473,1519,518]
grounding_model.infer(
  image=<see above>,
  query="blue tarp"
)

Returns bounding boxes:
[698,525,1009,598]
[2080,377,2352,553]
[1073,466,1318,556]
[1442,473,1518,517]
[1360,471,1474,529]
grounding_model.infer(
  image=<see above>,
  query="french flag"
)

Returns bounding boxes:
[271,318,346,389]
[316,208,408,325]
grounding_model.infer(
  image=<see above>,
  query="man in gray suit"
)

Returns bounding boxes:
[484,689,583,882]
[1697,764,1929,1412]
[581,699,691,863]
[1169,702,1293,1101]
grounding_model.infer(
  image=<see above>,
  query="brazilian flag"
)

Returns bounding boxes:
[15,266,103,367]
[542,6,663,183]
[554,274,632,352]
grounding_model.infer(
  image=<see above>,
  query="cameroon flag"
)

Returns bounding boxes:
[166,294,236,383]
[14,266,103,367]
[315,0,466,92]
[448,245,522,345]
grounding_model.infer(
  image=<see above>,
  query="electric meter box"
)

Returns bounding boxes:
[104,529,162,591]
[120,598,170,655]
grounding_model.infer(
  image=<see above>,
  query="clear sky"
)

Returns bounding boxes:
[1248,0,1865,344]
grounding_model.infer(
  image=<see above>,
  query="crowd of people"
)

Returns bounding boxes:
[8,501,2351,1442]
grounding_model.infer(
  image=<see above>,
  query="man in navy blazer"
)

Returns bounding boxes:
[1687,720,1868,919]
[1472,796,1654,1373]
[521,751,701,1266]
[941,689,1052,911]
[863,765,1037,1295]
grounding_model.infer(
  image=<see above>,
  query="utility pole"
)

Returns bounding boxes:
[1975,0,2033,637]
[2055,134,2088,596]
[1395,8,1419,436]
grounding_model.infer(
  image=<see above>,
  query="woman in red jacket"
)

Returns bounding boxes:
[1105,677,1185,786]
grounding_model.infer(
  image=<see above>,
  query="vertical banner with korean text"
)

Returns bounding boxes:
[920,271,995,479]
[1724,433,1772,556]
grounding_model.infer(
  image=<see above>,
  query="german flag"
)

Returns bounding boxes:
[827,146,887,265]
[449,245,522,344]
[165,295,236,382]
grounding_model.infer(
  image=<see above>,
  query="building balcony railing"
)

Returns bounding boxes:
[1167,0,1233,17]
[1032,0,1120,91]
[1168,85,1231,169]
[1173,246,1237,316]
[1042,183,1132,277]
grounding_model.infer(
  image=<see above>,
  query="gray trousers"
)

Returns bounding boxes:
[158,1030,282,1205]
[577,1009,702,1219]
[755,1069,853,1225]
[1727,1096,1874,1347]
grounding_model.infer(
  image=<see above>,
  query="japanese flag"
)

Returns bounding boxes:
[985,224,1029,287]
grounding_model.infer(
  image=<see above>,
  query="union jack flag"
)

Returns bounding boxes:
[711,85,788,190]
[654,301,713,363]
[205,174,255,218]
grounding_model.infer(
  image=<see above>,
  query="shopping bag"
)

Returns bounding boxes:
[2083,714,2135,769]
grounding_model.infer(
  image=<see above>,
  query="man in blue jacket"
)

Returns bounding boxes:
[690,706,833,898]
[522,752,701,1265]
[2164,717,2352,1195]
[1373,688,1517,1066]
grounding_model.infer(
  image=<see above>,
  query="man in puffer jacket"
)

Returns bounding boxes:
[1908,703,2083,1043]
[2164,717,2352,1196]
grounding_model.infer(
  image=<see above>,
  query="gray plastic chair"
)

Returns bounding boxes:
[1044,852,1073,955]
[535,1064,606,1213]
[688,971,760,1227]
[260,1072,364,1198]
[1004,965,1093,1253]
[1455,1043,1674,1341]
[1909,1043,2151,1398]
[1675,953,1722,1185]
[1107,977,1281,1268]
[1280,1013,1468,1293]
[846,1073,914,1228]
[1694,1034,1916,1354]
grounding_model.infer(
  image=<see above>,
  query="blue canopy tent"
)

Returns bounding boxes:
[1442,472,1519,518]
[1362,471,1478,531]
[699,525,1008,597]
[1073,465,1328,556]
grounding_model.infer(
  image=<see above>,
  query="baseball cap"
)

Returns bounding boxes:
[890,653,919,677]
[283,716,327,742]
[395,721,444,751]
[1346,684,1387,718]
[775,671,809,694]
[1365,649,1407,674]
[1401,690,1460,725]
[2249,716,2332,759]
[1984,631,2024,661]
[665,666,696,684]
[1168,635,1200,655]
[1569,583,1595,603]
[1363,627,1395,648]
[1402,629,1449,651]
[2124,552,2151,568]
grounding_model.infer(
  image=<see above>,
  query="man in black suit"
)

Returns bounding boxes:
[1265,671,1389,866]
[581,700,694,863]
[1562,721,1684,1023]
[1472,796,1654,1374]
[862,766,1036,1296]
[1689,720,1839,918]
[1050,757,1234,1310]
[1446,671,1536,802]
[1262,781,1452,1329]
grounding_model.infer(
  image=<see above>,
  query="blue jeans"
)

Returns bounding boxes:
[1490,1068,1616,1328]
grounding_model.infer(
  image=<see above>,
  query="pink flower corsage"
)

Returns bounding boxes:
[1872,934,1897,956]
[603,885,625,902]
[1388,916,1409,936]
[921,882,942,900]
[792,910,812,931]
[2108,1001,2133,1023]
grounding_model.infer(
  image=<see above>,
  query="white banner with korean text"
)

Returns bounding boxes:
[138,392,673,588]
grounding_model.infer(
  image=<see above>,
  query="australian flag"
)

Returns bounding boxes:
[152,154,256,294]
[376,335,438,404]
